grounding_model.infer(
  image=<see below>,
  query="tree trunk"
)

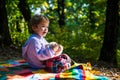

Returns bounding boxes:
[18,0,31,22]
[0,0,12,46]
[98,0,119,65]
[57,0,65,28]
[18,0,31,33]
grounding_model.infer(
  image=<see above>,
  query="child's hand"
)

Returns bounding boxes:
[49,42,59,52]
[49,42,63,56]
[54,44,63,56]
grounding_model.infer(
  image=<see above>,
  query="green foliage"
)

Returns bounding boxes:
[46,21,104,62]
[10,26,30,47]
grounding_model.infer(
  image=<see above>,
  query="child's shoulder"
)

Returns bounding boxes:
[29,34,41,39]
[28,34,41,41]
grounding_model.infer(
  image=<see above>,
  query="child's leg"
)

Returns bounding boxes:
[45,54,71,73]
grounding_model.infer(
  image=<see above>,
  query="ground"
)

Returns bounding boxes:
[0,46,120,80]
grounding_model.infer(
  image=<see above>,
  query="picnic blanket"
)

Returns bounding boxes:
[0,59,109,80]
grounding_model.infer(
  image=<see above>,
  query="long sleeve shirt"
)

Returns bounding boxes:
[22,34,55,68]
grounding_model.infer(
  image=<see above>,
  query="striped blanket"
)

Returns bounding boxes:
[0,59,109,80]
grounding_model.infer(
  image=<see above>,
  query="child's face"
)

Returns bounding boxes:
[32,22,49,37]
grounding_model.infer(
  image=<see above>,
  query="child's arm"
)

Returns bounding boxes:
[22,38,56,61]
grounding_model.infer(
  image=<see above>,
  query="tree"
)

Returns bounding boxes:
[18,0,31,33]
[57,0,65,28]
[98,0,119,65]
[18,0,31,22]
[0,0,12,46]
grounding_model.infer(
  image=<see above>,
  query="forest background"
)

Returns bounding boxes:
[0,0,120,68]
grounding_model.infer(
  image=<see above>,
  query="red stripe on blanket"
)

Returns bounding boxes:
[82,70,86,80]
[55,73,60,79]
[14,69,33,76]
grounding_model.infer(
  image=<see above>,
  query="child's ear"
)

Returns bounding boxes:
[32,26,37,31]
[32,26,35,30]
